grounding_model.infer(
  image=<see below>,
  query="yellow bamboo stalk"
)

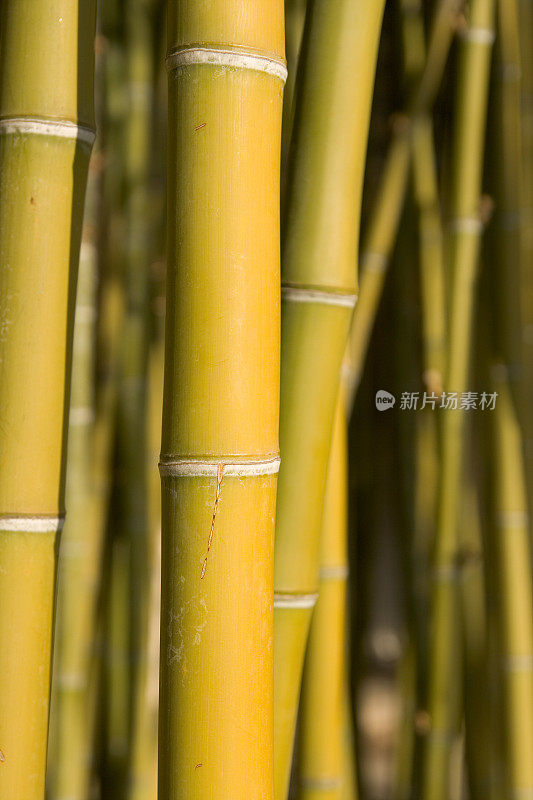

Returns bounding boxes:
[490,369,533,797]
[297,384,349,800]
[274,6,385,795]
[421,0,495,797]
[0,3,96,798]
[159,3,285,797]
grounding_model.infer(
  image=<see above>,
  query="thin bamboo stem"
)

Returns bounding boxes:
[159,3,285,797]
[0,3,96,798]
[421,1,495,797]
[274,5,385,795]
[297,384,349,800]
[489,369,533,797]
[344,0,461,412]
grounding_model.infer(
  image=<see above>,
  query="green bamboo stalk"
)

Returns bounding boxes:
[421,1,495,797]
[159,3,285,796]
[48,157,101,800]
[281,0,307,196]
[117,0,155,788]
[518,0,533,511]
[297,384,349,800]
[460,479,492,800]
[0,4,96,798]
[274,6,385,796]
[489,369,533,797]
[493,0,523,394]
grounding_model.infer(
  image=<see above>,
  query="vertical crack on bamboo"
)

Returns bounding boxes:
[201,463,224,579]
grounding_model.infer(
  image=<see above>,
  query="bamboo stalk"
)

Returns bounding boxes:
[117,0,155,785]
[48,161,100,800]
[274,5,385,796]
[297,384,349,800]
[344,0,461,411]
[421,1,495,797]
[518,0,533,510]
[159,3,285,797]
[489,369,533,797]
[0,3,96,798]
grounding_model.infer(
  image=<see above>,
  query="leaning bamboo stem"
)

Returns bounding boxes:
[0,3,96,798]
[297,384,349,800]
[344,0,461,411]
[159,3,284,797]
[421,1,495,797]
[48,160,100,800]
[274,5,385,795]
[489,369,533,797]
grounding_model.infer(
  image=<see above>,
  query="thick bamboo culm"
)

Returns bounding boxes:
[297,383,349,800]
[344,0,460,411]
[0,3,96,799]
[48,157,100,800]
[274,5,385,796]
[159,3,285,797]
[421,0,495,797]
[489,369,533,798]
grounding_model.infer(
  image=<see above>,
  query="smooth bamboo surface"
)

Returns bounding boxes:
[159,3,285,797]
[490,370,533,798]
[421,1,495,798]
[297,386,348,800]
[49,163,100,800]
[0,3,96,799]
[274,4,385,795]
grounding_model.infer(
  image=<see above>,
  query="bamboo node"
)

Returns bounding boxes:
[0,117,95,145]
[165,46,288,84]
[159,456,280,477]
[501,654,533,672]
[273,593,318,609]
[459,26,495,45]
[319,564,349,580]
[362,252,388,273]
[299,777,342,790]
[0,515,64,533]
[448,216,483,234]
[281,287,358,308]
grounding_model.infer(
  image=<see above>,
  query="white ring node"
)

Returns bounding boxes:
[0,516,64,533]
[282,287,358,308]
[159,456,280,477]
[0,117,95,145]
[274,593,318,609]
[166,47,288,84]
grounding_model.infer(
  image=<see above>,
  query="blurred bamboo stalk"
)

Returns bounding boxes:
[0,3,96,798]
[421,0,495,796]
[344,0,461,411]
[118,0,155,791]
[489,369,533,797]
[518,0,533,506]
[274,5,385,795]
[158,2,285,796]
[48,151,101,800]
[297,384,349,800]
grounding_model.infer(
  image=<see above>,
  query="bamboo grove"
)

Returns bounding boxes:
[0,0,532,799]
